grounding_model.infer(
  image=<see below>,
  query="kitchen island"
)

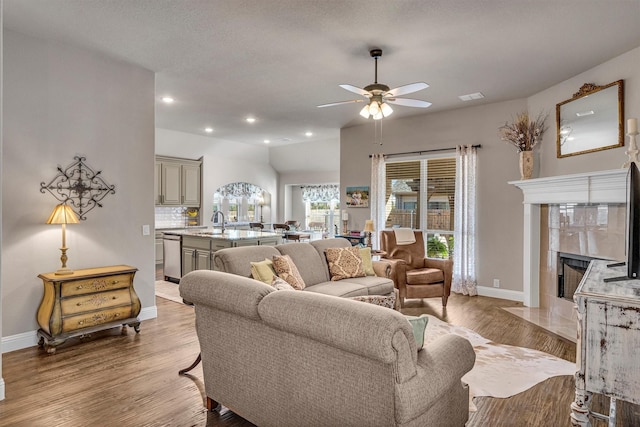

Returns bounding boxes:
[162,228,282,280]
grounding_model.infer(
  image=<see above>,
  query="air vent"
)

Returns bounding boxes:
[458,92,485,101]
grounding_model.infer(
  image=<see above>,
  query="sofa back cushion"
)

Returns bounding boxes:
[310,237,352,276]
[213,245,281,277]
[275,241,333,286]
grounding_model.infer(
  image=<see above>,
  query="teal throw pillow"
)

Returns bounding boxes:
[405,315,429,349]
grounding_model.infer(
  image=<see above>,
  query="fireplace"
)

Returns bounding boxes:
[557,253,601,302]
[510,169,628,307]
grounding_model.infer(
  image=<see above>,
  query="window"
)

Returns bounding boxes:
[385,157,456,258]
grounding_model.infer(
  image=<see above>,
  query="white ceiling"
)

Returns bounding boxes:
[4,0,640,148]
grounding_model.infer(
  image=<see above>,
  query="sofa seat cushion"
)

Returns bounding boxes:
[303,281,369,298]
[406,268,444,285]
[340,276,395,295]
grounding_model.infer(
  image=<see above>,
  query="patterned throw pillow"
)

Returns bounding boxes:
[272,254,306,290]
[325,247,366,281]
[348,294,395,309]
[250,259,276,284]
[271,276,296,291]
[359,247,376,276]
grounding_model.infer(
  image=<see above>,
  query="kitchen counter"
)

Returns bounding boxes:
[162,228,281,240]
[162,228,283,281]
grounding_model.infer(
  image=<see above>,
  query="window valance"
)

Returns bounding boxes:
[215,182,264,200]
[302,184,339,202]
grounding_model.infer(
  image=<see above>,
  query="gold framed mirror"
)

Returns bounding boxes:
[556,80,624,158]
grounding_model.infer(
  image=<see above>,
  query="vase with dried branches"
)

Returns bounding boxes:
[499,111,548,179]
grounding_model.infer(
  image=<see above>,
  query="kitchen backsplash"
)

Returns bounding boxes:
[155,206,200,228]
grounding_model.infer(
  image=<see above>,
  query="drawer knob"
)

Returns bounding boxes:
[111,280,120,285]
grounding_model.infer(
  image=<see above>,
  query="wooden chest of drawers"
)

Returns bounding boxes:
[36,265,141,353]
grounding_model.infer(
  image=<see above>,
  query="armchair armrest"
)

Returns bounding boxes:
[423,257,453,294]
[395,334,475,424]
[380,258,406,289]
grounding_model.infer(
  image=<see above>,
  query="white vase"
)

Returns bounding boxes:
[519,151,534,180]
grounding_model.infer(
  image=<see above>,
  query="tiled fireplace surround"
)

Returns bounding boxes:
[508,169,627,342]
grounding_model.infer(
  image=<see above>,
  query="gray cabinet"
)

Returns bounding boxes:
[155,156,202,207]
[182,236,213,275]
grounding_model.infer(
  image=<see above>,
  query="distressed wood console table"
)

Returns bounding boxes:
[571,260,640,426]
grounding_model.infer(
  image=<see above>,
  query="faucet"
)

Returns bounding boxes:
[211,210,225,233]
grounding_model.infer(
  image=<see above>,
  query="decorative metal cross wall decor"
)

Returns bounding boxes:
[40,156,116,220]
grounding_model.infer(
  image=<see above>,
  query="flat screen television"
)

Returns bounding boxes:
[605,163,640,282]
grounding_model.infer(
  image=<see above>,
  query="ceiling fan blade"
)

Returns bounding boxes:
[385,82,429,97]
[339,84,372,97]
[386,98,432,108]
[317,99,366,108]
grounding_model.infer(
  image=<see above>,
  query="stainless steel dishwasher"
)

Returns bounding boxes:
[163,233,182,282]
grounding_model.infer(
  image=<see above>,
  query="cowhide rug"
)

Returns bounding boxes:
[422,314,576,411]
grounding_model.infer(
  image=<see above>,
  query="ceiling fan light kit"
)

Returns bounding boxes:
[318,48,431,120]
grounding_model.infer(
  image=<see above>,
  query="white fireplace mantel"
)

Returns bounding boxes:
[509,169,628,307]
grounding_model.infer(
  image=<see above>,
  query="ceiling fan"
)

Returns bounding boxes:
[317,48,431,119]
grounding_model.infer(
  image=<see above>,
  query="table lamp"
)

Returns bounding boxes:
[46,203,79,275]
[364,219,375,248]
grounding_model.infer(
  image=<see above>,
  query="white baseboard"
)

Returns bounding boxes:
[1,305,158,354]
[477,286,523,302]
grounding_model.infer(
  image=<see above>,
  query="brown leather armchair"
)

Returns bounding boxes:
[380,230,453,307]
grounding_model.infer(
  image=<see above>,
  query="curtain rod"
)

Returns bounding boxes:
[368,144,482,159]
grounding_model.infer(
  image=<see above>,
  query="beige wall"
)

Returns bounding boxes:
[2,30,155,342]
[340,46,640,295]
[528,47,640,177]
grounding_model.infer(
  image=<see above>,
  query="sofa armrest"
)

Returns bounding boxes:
[395,334,475,423]
[372,260,391,278]
[423,257,453,294]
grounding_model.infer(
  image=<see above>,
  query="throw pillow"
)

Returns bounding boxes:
[272,254,306,290]
[250,259,276,284]
[325,247,366,281]
[348,294,395,309]
[405,315,429,350]
[359,247,375,276]
[271,276,296,291]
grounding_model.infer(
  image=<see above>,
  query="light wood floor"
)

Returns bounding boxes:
[1,285,638,426]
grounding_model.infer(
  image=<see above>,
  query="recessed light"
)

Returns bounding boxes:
[458,92,484,101]
[305,131,313,137]
[204,127,213,133]
[263,139,270,144]
[246,117,256,123]
[161,96,174,104]
[576,110,595,117]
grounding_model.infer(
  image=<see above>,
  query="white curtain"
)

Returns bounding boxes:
[452,145,478,296]
[370,154,386,249]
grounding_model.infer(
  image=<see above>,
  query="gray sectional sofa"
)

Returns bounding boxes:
[212,237,396,298]
[179,269,476,426]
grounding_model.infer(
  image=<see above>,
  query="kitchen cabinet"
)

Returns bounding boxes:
[182,236,233,275]
[155,156,202,207]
